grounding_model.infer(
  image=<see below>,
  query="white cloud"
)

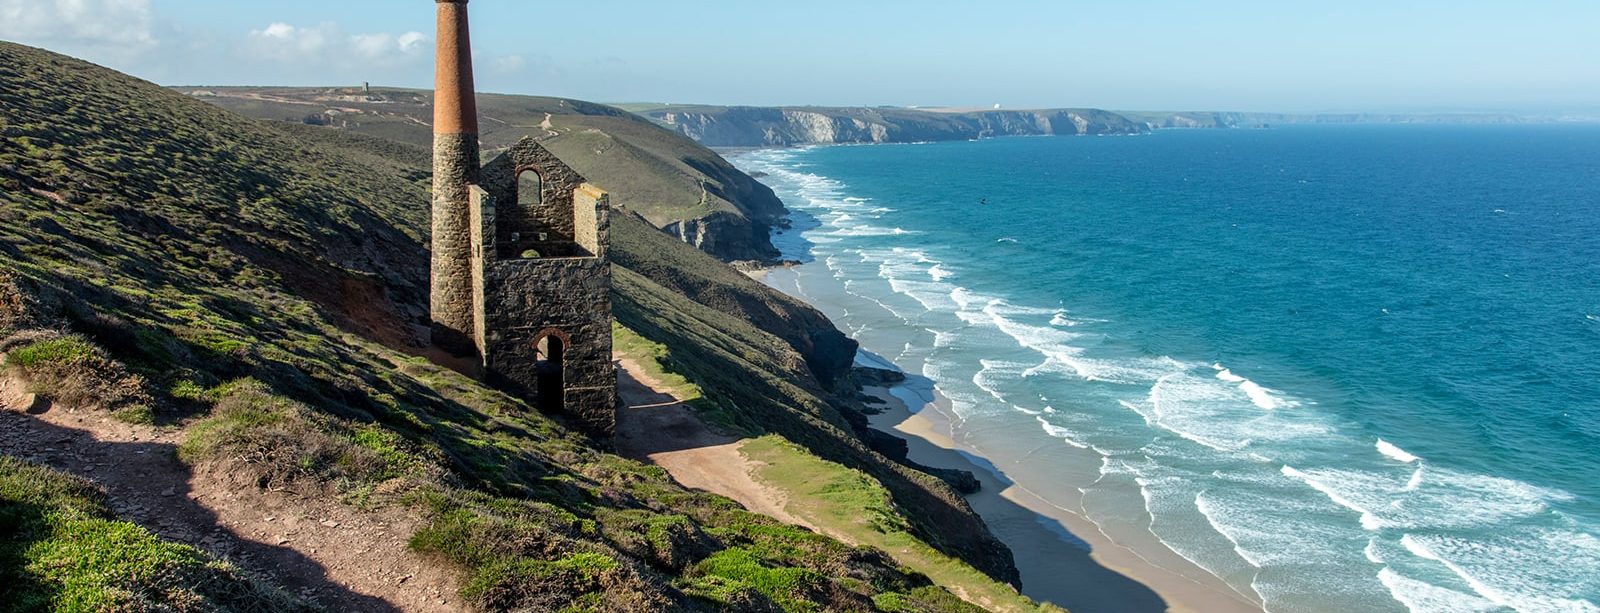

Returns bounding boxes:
[0,0,157,51]
[247,22,333,60]
[491,54,527,74]
[244,22,429,67]
[397,32,428,54]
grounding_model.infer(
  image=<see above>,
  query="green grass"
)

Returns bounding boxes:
[0,457,309,612]
[4,337,97,368]
[0,334,153,414]
[1,40,1022,611]
[612,323,705,403]
[175,86,788,256]
[743,436,1061,613]
[177,379,435,501]
[693,547,829,612]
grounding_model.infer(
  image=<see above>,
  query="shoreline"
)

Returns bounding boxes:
[731,173,1261,612]
[860,381,1262,613]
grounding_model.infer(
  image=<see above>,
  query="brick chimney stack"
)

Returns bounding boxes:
[430,0,481,354]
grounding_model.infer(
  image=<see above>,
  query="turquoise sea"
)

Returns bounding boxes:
[731,125,1600,612]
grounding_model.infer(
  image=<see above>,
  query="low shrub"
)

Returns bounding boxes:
[179,379,432,496]
[0,332,153,413]
[693,547,832,612]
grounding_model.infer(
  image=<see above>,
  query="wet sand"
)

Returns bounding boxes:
[863,383,1263,613]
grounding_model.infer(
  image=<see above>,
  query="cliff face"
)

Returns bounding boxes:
[662,210,780,263]
[612,212,854,388]
[650,105,1150,147]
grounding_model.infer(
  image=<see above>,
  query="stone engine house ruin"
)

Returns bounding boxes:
[429,0,615,434]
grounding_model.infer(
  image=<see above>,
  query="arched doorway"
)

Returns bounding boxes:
[534,329,567,413]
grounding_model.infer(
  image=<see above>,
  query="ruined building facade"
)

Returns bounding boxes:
[430,0,615,434]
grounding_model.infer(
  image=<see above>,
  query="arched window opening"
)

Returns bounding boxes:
[509,169,546,259]
[516,169,543,207]
[534,331,566,413]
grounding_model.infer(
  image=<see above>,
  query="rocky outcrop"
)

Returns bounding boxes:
[612,212,855,389]
[651,105,1150,147]
[662,210,780,263]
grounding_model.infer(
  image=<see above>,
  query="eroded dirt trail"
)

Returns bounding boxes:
[0,375,460,612]
[610,357,814,531]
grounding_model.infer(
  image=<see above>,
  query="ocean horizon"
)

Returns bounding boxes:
[733,125,1600,613]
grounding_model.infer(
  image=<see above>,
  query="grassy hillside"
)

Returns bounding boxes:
[1,41,1028,611]
[179,86,786,262]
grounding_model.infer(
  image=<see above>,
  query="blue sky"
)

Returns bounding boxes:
[3,0,1598,113]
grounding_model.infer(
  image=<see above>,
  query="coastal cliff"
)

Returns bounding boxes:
[180,87,788,264]
[646,105,1150,147]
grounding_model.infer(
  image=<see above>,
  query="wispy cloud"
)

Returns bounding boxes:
[491,54,527,74]
[244,22,429,67]
[0,0,157,52]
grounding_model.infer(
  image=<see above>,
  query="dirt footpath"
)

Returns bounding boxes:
[610,357,813,531]
[0,375,460,612]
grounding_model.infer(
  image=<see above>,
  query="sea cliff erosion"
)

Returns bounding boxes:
[643,105,1151,147]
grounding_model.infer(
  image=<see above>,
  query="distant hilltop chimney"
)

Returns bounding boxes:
[431,0,481,353]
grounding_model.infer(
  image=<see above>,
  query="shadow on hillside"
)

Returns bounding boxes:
[612,364,735,458]
[0,409,405,612]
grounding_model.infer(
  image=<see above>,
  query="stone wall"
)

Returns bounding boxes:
[430,133,481,354]
[473,139,616,435]
[469,185,494,358]
[481,257,614,434]
[481,137,589,259]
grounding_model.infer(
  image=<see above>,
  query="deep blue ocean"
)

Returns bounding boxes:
[733,125,1600,612]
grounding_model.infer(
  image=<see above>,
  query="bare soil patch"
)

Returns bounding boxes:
[611,357,813,531]
[0,375,461,612]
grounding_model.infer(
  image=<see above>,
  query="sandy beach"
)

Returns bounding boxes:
[862,383,1263,613]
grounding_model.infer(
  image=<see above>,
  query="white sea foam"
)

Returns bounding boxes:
[1214,367,1247,383]
[1398,534,1600,613]
[1377,439,1422,463]
[1210,363,1294,410]
[1364,538,1384,564]
[1281,465,1384,531]
[1378,567,1502,613]
[1401,535,1514,608]
[1037,417,1092,449]
[1193,491,1267,569]
[1405,466,1425,491]
[1238,380,1284,410]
